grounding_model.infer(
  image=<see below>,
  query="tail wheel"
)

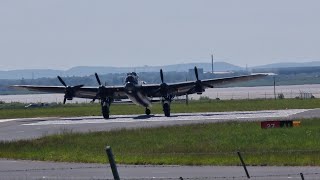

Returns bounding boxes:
[163,103,170,117]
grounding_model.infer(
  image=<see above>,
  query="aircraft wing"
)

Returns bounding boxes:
[11,73,267,99]
[11,85,127,99]
[142,73,268,97]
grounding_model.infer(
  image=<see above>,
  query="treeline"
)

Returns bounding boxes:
[0,71,245,94]
[1,71,246,86]
[1,70,320,95]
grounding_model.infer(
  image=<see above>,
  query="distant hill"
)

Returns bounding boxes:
[253,61,320,69]
[0,62,243,79]
[2,60,320,80]
[67,62,243,75]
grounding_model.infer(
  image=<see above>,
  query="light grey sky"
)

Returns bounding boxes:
[0,0,319,70]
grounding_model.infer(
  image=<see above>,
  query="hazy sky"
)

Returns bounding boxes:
[0,0,319,70]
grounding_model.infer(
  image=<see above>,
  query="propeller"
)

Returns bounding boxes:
[157,69,169,97]
[92,73,106,102]
[188,66,213,94]
[57,76,84,104]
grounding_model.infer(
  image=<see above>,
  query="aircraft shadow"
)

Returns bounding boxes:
[133,115,156,119]
[64,111,274,120]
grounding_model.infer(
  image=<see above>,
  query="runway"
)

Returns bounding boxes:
[1,109,320,179]
[0,109,315,141]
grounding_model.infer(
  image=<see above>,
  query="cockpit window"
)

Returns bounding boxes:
[125,75,135,83]
[127,72,138,77]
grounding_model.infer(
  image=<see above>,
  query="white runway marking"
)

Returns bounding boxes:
[0,117,54,123]
[22,109,308,126]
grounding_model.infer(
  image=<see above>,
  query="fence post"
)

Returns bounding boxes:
[300,173,304,180]
[186,94,188,105]
[237,151,250,179]
[105,146,120,180]
[273,76,276,100]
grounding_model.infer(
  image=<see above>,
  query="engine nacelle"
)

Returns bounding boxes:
[64,86,75,100]
[195,86,205,95]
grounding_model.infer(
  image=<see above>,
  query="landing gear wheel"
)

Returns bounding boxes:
[101,101,110,119]
[163,103,170,117]
[145,108,151,115]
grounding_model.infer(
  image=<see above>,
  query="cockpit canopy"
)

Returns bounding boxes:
[127,72,137,77]
[125,72,138,84]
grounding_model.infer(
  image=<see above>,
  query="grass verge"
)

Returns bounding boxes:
[1,119,320,166]
[1,98,320,119]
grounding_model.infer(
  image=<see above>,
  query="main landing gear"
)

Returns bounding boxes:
[163,102,170,117]
[101,97,112,119]
[145,108,151,115]
[162,96,172,117]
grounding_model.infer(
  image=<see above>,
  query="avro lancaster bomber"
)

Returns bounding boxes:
[13,67,267,119]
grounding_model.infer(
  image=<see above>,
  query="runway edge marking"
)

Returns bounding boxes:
[21,109,310,126]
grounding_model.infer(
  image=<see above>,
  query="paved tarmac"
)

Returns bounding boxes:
[0,109,313,141]
[1,159,320,179]
[1,109,320,179]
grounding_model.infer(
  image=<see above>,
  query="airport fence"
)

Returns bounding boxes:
[2,84,320,103]
[193,91,320,101]
[3,148,320,179]
[1,91,320,104]
[104,146,320,180]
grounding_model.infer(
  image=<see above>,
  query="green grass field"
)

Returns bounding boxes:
[1,119,320,166]
[1,98,320,119]
[1,98,320,166]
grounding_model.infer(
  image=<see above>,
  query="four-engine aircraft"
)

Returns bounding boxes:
[12,67,267,119]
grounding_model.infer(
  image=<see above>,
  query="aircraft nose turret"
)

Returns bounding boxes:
[125,82,135,93]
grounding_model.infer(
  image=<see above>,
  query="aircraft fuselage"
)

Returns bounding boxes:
[124,73,152,107]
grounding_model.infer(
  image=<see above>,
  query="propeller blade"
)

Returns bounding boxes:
[160,69,164,83]
[57,76,67,87]
[95,73,102,86]
[63,97,67,104]
[194,66,199,81]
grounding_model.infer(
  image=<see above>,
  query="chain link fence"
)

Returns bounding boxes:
[1,89,320,104]
[2,150,320,179]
